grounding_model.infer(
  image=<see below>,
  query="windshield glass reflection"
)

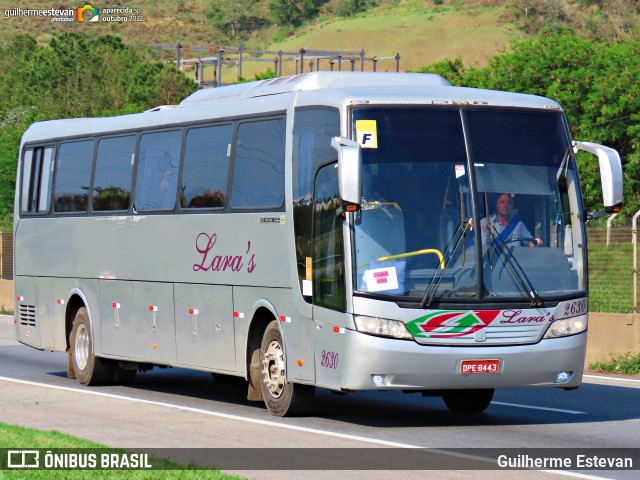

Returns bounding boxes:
[352,107,585,304]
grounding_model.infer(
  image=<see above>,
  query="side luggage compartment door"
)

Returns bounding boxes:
[174,283,235,371]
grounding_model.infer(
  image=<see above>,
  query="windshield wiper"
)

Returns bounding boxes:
[420,219,471,308]
[557,145,572,181]
[487,226,544,308]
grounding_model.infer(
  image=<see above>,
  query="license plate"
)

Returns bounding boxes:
[460,359,500,374]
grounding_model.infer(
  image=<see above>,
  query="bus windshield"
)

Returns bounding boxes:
[352,107,585,304]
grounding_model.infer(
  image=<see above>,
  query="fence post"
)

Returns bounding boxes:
[176,43,182,70]
[216,49,223,87]
[606,213,618,247]
[633,210,640,321]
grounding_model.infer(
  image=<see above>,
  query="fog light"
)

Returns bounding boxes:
[371,375,385,386]
[555,371,573,384]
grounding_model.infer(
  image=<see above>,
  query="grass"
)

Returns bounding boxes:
[268,6,522,72]
[1,1,521,76]
[588,241,634,313]
[589,351,640,375]
[0,0,222,47]
[0,422,246,479]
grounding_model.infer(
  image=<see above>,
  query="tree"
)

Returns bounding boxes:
[334,0,368,17]
[207,0,259,38]
[603,0,637,34]
[269,0,304,26]
[268,0,322,26]
[0,33,198,228]
[416,31,640,215]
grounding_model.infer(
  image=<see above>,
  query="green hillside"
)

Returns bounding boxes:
[269,6,523,72]
[0,1,520,73]
[2,0,638,73]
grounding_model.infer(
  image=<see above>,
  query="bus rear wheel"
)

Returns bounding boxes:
[259,320,314,416]
[442,389,494,414]
[70,307,113,386]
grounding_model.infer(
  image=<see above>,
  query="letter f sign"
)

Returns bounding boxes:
[357,130,378,149]
[356,120,378,149]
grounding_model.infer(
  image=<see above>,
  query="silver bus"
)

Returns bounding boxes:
[14,72,622,416]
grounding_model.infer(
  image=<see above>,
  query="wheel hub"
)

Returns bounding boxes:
[75,324,90,371]
[261,340,285,398]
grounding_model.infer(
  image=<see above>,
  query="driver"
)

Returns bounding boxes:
[479,193,542,247]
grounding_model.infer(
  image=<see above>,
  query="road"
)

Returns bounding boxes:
[0,314,638,480]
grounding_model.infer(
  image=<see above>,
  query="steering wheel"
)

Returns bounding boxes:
[503,237,538,246]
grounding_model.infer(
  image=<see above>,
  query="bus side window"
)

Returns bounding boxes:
[230,118,285,210]
[181,124,232,209]
[93,135,135,212]
[292,107,340,302]
[134,130,181,211]
[313,163,345,311]
[54,140,94,213]
[21,146,55,215]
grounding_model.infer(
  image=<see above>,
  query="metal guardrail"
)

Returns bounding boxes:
[157,44,402,88]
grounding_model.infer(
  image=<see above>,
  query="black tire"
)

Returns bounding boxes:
[259,320,314,416]
[111,363,136,385]
[442,389,494,414]
[69,307,113,386]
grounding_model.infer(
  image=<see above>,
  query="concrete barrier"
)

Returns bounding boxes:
[0,280,12,313]
[2,280,638,367]
[586,312,639,365]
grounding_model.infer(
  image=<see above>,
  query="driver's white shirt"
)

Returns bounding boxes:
[479,213,533,246]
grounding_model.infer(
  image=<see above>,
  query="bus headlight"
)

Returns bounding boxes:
[354,315,413,340]
[543,317,587,339]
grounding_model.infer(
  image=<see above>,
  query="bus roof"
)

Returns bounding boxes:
[178,71,452,105]
[20,72,563,145]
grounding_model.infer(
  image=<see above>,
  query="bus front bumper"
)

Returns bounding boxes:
[337,330,586,391]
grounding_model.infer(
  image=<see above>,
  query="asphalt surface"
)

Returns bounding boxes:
[1,314,638,480]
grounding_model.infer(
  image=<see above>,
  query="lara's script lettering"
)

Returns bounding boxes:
[500,309,555,324]
[193,233,256,273]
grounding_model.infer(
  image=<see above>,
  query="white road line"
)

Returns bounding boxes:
[491,401,585,415]
[0,375,446,448]
[584,374,640,384]
[541,471,613,480]
[0,376,611,479]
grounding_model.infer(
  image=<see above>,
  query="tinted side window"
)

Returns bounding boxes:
[20,147,62,214]
[54,140,94,213]
[231,118,285,209]
[313,163,345,312]
[93,135,135,211]
[20,149,34,213]
[38,148,55,213]
[134,130,181,211]
[182,125,232,209]
[292,108,340,301]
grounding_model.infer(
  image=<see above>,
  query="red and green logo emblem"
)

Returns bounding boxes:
[406,310,501,338]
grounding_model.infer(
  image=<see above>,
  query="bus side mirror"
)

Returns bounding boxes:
[331,136,361,206]
[574,141,623,213]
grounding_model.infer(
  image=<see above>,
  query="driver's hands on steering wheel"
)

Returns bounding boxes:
[528,238,543,247]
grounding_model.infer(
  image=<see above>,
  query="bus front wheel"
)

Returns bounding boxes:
[259,320,314,416]
[442,389,494,414]
[70,307,113,386]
